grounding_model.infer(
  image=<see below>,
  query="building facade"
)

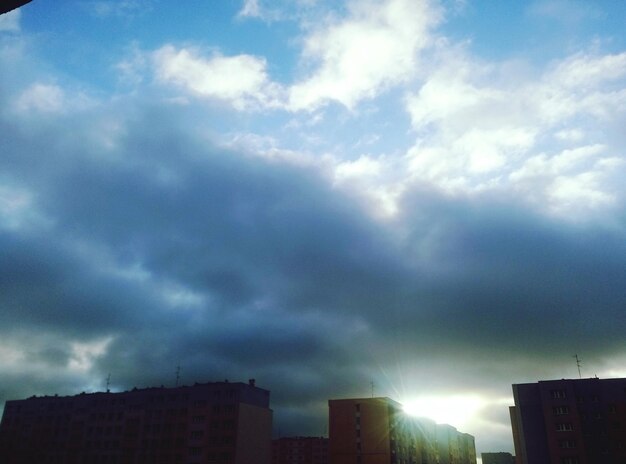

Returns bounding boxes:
[328,397,476,464]
[480,452,515,464]
[0,379,272,464]
[510,377,626,464]
[272,436,329,464]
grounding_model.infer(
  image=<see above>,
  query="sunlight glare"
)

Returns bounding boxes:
[402,394,487,429]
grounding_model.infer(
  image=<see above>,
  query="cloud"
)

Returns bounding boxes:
[151,0,444,113]
[152,45,284,110]
[14,83,66,113]
[402,47,626,216]
[86,0,151,18]
[288,0,442,111]
[3,1,626,456]
[238,0,261,18]
[0,8,20,32]
[527,0,605,24]
[2,69,626,438]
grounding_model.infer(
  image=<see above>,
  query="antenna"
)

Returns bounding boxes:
[573,354,582,379]
[106,373,111,392]
[370,381,375,398]
[175,364,181,387]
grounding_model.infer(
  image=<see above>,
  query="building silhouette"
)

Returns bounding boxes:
[480,451,515,464]
[0,0,33,15]
[510,377,626,464]
[328,397,476,464]
[272,436,329,464]
[0,379,272,464]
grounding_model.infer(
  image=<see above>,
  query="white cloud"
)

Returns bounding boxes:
[87,0,150,18]
[153,45,284,110]
[238,0,261,18]
[333,155,402,217]
[69,337,114,373]
[509,145,622,212]
[546,52,626,89]
[527,0,604,23]
[0,184,47,232]
[15,83,66,113]
[13,82,94,114]
[0,8,21,32]
[401,48,626,216]
[288,0,442,111]
[554,128,585,142]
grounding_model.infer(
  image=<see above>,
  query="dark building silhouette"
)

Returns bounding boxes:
[328,397,476,464]
[481,451,515,464]
[272,436,329,464]
[510,377,626,464]
[0,379,272,464]
[0,0,33,15]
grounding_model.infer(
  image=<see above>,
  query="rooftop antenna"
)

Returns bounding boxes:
[106,373,111,392]
[573,354,582,379]
[175,364,181,387]
[370,380,375,398]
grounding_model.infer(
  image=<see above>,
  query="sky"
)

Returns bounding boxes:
[1,0,626,457]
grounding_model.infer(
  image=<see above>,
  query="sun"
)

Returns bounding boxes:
[401,394,486,429]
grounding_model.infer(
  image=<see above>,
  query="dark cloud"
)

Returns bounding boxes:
[1,46,626,453]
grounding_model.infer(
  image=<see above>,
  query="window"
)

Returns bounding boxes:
[551,390,567,399]
[561,458,579,464]
[556,423,574,432]
[559,440,576,449]
[554,406,570,416]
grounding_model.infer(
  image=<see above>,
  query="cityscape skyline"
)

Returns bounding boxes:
[1,0,626,459]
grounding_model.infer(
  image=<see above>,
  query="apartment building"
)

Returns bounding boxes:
[510,377,626,464]
[272,436,329,464]
[328,397,476,464]
[0,379,272,464]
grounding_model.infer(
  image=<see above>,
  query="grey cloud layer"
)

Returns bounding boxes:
[2,73,626,444]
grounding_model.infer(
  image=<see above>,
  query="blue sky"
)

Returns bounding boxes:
[1,0,626,458]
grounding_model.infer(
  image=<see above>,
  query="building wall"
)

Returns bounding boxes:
[329,397,476,464]
[481,451,515,464]
[329,398,393,464]
[271,436,329,464]
[511,377,626,464]
[0,379,272,464]
[235,402,272,464]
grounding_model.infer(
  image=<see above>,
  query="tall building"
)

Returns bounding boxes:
[480,452,515,464]
[328,397,476,464]
[272,436,329,464]
[510,377,626,464]
[0,379,272,464]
